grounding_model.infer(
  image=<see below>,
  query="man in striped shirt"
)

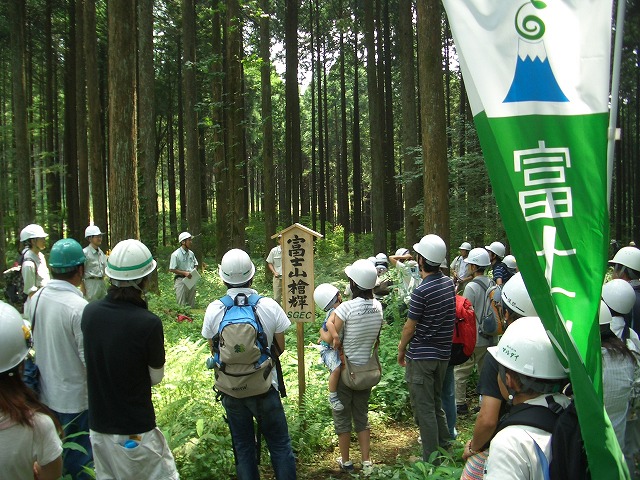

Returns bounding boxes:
[398,234,456,462]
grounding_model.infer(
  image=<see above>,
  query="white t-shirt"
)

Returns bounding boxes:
[266,246,283,275]
[0,411,62,480]
[334,297,383,365]
[27,280,88,413]
[202,288,291,389]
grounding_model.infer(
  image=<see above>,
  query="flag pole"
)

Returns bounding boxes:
[607,0,626,208]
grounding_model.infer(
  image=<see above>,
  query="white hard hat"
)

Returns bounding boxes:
[367,256,377,265]
[85,224,103,238]
[610,247,640,272]
[19,224,48,242]
[602,279,636,315]
[485,241,506,258]
[503,255,517,270]
[459,242,472,251]
[314,283,340,311]
[375,253,388,266]
[501,272,536,317]
[105,239,157,281]
[598,300,613,325]
[413,234,447,266]
[488,317,567,380]
[178,232,192,243]
[219,249,255,286]
[345,259,378,290]
[0,303,31,374]
[395,248,410,257]
[464,248,491,267]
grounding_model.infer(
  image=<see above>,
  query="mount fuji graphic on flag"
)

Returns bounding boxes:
[504,39,569,102]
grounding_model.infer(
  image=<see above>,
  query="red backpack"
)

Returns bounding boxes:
[449,295,477,366]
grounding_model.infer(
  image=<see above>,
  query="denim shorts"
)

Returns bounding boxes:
[320,345,342,373]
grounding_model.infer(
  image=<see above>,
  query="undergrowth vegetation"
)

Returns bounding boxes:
[145,225,468,479]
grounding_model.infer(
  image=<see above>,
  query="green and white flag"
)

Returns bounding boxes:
[443,0,628,478]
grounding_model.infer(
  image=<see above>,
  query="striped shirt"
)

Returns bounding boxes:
[334,297,383,365]
[407,272,455,361]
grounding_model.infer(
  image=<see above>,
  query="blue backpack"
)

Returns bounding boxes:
[212,293,274,398]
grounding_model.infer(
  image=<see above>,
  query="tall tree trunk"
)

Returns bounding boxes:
[417,0,449,245]
[338,20,350,252]
[398,0,420,246]
[9,0,33,226]
[352,11,363,248]
[108,0,139,242]
[261,0,277,263]
[138,0,158,251]
[285,0,301,224]
[316,1,326,236]
[225,0,246,248]
[65,0,80,238]
[76,0,90,234]
[46,0,62,240]
[177,37,186,228]
[363,0,386,253]
[182,0,202,257]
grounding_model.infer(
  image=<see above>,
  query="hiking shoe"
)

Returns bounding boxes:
[362,460,374,476]
[456,404,469,415]
[337,457,354,472]
[329,395,344,411]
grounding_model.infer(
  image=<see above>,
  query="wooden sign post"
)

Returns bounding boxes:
[274,223,322,404]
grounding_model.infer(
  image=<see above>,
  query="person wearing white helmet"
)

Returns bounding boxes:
[397,234,456,463]
[19,223,50,299]
[314,283,344,411]
[455,247,495,415]
[450,241,472,293]
[82,223,108,302]
[330,258,383,474]
[461,273,537,477]
[266,234,284,305]
[82,239,179,480]
[202,248,296,479]
[610,246,640,336]
[373,253,393,302]
[25,238,91,478]
[169,231,199,307]
[485,241,508,285]
[0,302,63,480]
[389,248,421,306]
[602,279,640,350]
[482,317,570,480]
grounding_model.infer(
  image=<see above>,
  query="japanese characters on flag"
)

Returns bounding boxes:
[443,0,628,478]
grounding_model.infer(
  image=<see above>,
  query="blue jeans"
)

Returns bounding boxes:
[53,410,92,479]
[441,365,457,439]
[222,388,296,480]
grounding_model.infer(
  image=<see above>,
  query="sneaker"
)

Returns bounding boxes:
[337,457,354,472]
[329,395,344,411]
[362,460,374,476]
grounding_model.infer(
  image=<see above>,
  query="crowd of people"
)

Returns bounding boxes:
[1,222,639,479]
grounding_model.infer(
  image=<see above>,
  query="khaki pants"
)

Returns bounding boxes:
[273,275,283,305]
[454,346,488,406]
[84,278,108,302]
[174,277,196,307]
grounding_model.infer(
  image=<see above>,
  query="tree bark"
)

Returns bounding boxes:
[76,0,90,233]
[417,0,449,246]
[108,0,139,242]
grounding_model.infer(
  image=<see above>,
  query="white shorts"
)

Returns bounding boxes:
[90,427,179,480]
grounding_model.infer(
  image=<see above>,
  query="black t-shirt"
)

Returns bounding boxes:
[477,353,511,449]
[81,292,165,434]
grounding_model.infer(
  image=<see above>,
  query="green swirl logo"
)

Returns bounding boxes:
[515,0,547,41]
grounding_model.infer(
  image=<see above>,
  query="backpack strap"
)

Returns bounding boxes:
[495,402,559,435]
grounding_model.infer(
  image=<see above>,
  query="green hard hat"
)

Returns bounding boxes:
[49,238,86,273]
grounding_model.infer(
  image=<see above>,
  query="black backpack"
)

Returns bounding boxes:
[495,395,590,479]
[3,250,27,312]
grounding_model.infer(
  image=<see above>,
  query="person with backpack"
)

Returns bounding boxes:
[450,242,472,293]
[389,248,420,307]
[82,239,179,480]
[330,258,383,475]
[25,238,92,479]
[461,272,537,479]
[454,247,496,415]
[397,234,455,464]
[19,224,50,300]
[82,224,108,302]
[609,246,640,336]
[202,248,296,480]
[483,316,570,480]
[0,302,63,480]
[485,241,507,285]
